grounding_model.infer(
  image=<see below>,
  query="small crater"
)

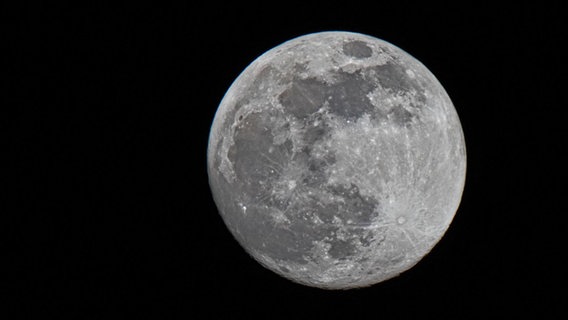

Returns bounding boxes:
[288,180,296,190]
[342,40,373,59]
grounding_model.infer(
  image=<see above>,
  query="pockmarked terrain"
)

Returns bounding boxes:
[208,31,466,289]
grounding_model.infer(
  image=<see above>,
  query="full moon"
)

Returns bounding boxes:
[207,31,466,289]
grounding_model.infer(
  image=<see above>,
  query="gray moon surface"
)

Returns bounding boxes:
[207,31,466,289]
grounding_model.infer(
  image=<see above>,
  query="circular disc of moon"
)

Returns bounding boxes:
[207,31,466,289]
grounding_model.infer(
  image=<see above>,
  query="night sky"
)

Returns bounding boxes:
[7,2,565,318]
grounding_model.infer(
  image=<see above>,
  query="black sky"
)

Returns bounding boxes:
[7,2,565,318]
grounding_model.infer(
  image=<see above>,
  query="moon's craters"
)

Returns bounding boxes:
[342,40,373,58]
[208,31,466,289]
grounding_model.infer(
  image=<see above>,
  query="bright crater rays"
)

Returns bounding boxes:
[207,31,466,289]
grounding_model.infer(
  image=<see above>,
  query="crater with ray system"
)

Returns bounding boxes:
[208,31,466,289]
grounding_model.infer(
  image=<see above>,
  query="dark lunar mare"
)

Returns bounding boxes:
[342,40,373,58]
[279,64,426,125]
[224,62,429,265]
[208,32,466,289]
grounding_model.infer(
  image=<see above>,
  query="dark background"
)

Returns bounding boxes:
[7,2,565,318]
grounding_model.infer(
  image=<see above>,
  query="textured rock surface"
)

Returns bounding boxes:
[208,31,466,289]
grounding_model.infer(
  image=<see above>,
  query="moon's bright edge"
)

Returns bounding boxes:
[207,31,466,289]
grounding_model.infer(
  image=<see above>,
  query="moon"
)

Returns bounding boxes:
[207,31,466,289]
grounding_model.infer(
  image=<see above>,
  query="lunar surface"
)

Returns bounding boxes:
[207,31,466,289]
